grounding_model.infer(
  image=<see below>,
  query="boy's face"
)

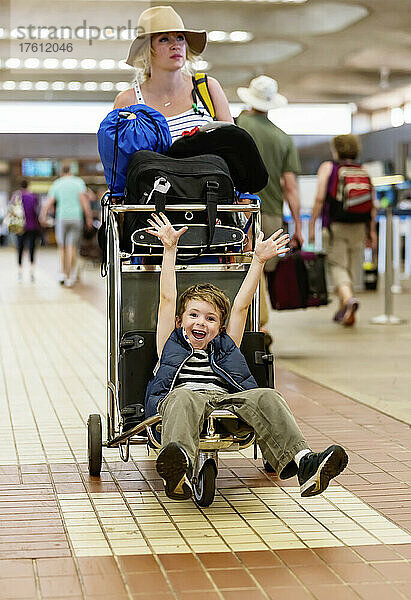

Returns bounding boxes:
[177,299,221,350]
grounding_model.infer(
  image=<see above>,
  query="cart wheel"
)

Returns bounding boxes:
[193,462,216,507]
[263,460,276,473]
[88,414,102,476]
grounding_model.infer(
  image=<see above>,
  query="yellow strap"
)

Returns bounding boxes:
[194,72,216,119]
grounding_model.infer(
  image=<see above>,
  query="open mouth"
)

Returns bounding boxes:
[192,330,206,341]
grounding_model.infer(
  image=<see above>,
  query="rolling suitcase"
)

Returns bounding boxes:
[267,248,328,310]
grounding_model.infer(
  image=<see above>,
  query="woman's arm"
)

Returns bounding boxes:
[227,230,290,346]
[207,77,234,123]
[113,89,136,109]
[308,161,333,242]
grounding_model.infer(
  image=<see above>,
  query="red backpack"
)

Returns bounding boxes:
[327,161,373,223]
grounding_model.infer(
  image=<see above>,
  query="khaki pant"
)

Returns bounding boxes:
[158,387,308,478]
[323,222,366,290]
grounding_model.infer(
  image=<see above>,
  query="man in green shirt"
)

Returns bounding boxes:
[41,164,92,287]
[237,76,303,271]
[237,76,303,333]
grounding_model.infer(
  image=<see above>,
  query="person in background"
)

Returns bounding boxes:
[12,180,40,282]
[113,6,233,136]
[40,164,93,287]
[308,134,377,326]
[236,76,303,339]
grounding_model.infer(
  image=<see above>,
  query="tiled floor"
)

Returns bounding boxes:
[0,247,410,600]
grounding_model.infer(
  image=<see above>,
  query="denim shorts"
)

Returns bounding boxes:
[55,219,82,247]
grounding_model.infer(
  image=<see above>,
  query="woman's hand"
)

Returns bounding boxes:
[146,212,187,249]
[254,229,290,264]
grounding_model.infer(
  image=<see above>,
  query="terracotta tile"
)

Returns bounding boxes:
[373,561,411,581]
[309,584,362,600]
[210,568,256,589]
[0,559,34,578]
[0,578,37,598]
[393,582,411,598]
[314,547,364,564]
[222,591,266,600]
[276,548,323,567]
[350,582,405,600]
[390,544,411,559]
[331,563,385,584]
[77,556,120,576]
[82,573,126,595]
[236,550,282,568]
[126,572,171,594]
[292,565,341,586]
[131,595,174,600]
[40,575,82,597]
[250,566,298,587]
[118,554,161,573]
[352,545,404,562]
[177,593,220,600]
[199,552,241,569]
[267,588,313,600]
[158,553,201,571]
[167,570,213,592]
[36,558,77,576]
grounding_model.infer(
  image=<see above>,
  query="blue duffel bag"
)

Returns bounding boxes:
[97,104,172,194]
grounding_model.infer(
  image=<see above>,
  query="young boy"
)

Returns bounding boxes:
[145,212,348,501]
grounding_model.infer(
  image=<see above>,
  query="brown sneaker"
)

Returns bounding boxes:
[342,298,359,326]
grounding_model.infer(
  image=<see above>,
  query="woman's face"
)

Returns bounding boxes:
[151,32,187,71]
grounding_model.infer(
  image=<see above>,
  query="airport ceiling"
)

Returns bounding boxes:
[1,0,411,111]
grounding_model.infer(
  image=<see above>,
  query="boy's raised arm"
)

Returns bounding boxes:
[146,213,187,358]
[227,229,290,347]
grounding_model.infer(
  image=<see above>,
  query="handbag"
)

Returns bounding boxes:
[5,191,25,235]
[123,150,241,254]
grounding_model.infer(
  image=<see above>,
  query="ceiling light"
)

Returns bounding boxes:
[35,81,49,90]
[404,103,411,124]
[84,81,98,91]
[2,81,16,90]
[118,61,132,70]
[51,81,65,91]
[68,81,81,91]
[100,82,114,91]
[5,58,21,69]
[0,28,6,38]
[43,59,59,69]
[115,82,129,91]
[229,31,253,43]
[99,59,116,70]
[62,59,78,69]
[209,31,228,42]
[391,107,404,128]
[24,58,40,69]
[19,81,33,90]
[81,59,97,70]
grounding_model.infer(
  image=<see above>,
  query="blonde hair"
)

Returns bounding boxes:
[332,134,361,160]
[132,34,198,83]
[177,284,231,327]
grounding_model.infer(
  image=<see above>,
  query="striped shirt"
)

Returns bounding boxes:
[175,350,231,392]
[133,80,213,142]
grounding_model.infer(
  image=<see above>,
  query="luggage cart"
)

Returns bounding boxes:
[87,197,275,506]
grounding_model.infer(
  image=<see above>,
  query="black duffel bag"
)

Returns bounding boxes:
[122,150,239,253]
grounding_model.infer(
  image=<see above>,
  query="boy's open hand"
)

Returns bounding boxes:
[146,212,187,249]
[255,229,290,264]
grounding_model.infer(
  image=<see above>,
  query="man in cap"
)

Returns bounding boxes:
[237,76,303,330]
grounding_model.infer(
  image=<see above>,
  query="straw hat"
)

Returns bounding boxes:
[237,76,288,112]
[125,6,207,66]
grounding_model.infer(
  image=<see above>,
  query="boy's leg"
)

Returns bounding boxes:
[221,388,348,496]
[157,388,212,500]
[222,388,308,478]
